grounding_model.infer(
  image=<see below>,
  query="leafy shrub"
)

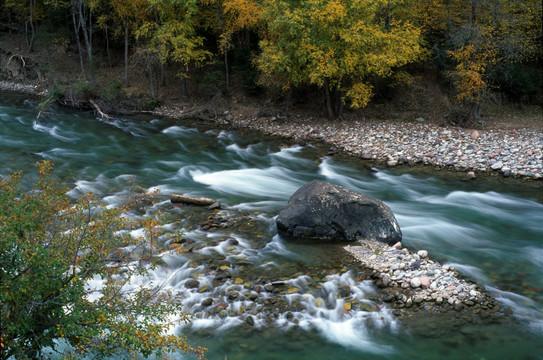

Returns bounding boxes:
[137,98,160,111]
[74,81,95,99]
[100,80,124,102]
[232,48,261,95]
[195,62,226,96]
[491,64,542,104]
[0,162,206,359]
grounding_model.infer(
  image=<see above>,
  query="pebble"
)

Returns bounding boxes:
[211,113,543,180]
[345,239,497,313]
[410,277,421,288]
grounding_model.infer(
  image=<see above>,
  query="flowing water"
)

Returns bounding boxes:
[1,94,542,359]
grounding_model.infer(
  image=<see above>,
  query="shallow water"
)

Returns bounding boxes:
[1,94,542,359]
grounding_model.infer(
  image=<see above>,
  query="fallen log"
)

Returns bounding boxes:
[171,194,217,206]
[89,99,111,122]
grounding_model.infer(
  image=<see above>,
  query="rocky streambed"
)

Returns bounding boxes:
[345,240,502,320]
[203,113,543,180]
[163,201,507,330]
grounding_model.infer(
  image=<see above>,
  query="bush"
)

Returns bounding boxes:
[195,61,226,96]
[100,80,124,102]
[137,98,160,111]
[74,81,95,99]
[491,64,542,104]
[0,162,205,359]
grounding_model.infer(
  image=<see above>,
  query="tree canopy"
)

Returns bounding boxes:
[0,0,541,117]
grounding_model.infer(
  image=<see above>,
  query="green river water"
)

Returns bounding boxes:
[1,94,542,359]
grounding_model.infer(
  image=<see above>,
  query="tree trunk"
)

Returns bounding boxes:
[171,194,217,206]
[124,23,129,86]
[71,4,86,77]
[285,87,292,118]
[77,0,94,82]
[28,0,36,53]
[182,77,188,97]
[17,23,21,50]
[469,102,482,123]
[324,79,334,120]
[224,49,229,94]
[471,0,478,25]
[105,27,111,67]
[148,58,156,99]
[161,62,165,86]
[334,93,344,119]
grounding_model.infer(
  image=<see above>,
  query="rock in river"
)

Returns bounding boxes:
[276,180,402,244]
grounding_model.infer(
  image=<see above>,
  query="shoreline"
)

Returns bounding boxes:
[2,79,541,180]
[190,110,543,181]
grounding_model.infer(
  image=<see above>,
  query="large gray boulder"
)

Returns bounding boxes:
[276,180,401,244]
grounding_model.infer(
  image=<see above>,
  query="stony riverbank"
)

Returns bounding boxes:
[209,114,542,180]
[344,240,502,320]
[0,80,46,95]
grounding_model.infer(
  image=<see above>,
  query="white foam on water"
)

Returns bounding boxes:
[217,130,237,142]
[522,246,543,269]
[85,274,105,302]
[191,166,303,199]
[161,125,199,137]
[488,287,543,334]
[0,137,28,147]
[399,217,496,251]
[270,145,313,166]
[226,143,263,161]
[68,180,104,197]
[231,200,287,212]
[445,262,491,284]
[260,234,297,257]
[318,157,374,191]
[310,317,394,354]
[32,121,79,142]
[420,191,543,222]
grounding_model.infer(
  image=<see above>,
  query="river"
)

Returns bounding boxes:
[1,94,542,359]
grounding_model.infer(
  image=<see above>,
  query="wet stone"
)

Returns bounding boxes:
[185,279,200,289]
[202,297,213,307]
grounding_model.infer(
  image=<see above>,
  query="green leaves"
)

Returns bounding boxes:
[0,162,205,359]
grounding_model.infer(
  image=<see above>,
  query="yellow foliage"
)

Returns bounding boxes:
[346,82,373,108]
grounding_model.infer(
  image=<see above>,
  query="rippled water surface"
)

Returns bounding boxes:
[1,94,542,359]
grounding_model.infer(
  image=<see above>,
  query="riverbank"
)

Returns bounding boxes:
[157,106,542,180]
[2,72,541,180]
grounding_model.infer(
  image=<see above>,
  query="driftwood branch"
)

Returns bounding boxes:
[8,54,26,68]
[89,99,111,121]
[171,194,217,206]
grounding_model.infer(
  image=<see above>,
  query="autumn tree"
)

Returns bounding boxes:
[94,0,150,86]
[138,0,211,98]
[257,0,423,119]
[415,0,542,122]
[202,0,262,92]
[0,161,205,359]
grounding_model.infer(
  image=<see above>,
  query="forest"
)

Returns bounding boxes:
[0,0,541,120]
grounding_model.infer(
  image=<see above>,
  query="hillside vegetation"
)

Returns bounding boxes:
[0,0,541,125]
